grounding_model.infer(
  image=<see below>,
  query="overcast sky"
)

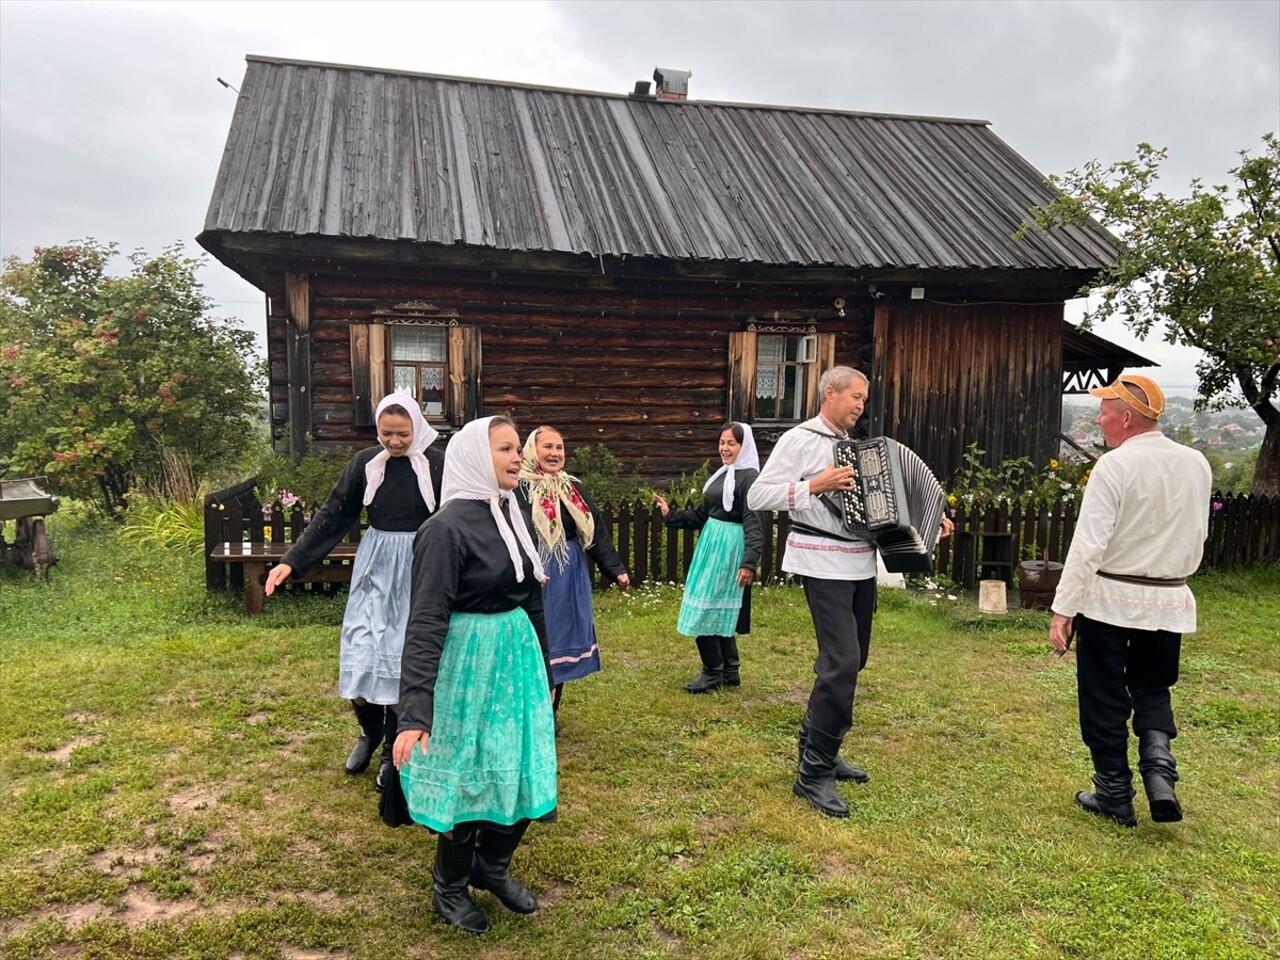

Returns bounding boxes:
[2,0,1277,391]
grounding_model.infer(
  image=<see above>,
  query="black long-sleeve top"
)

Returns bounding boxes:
[280,446,446,575]
[398,499,550,734]
[514,479,628,581]
[663,468,766,572]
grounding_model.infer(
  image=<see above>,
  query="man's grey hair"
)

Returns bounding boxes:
[819,366,869,395]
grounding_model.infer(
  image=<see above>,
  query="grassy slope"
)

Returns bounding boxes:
[0,511,1276,960]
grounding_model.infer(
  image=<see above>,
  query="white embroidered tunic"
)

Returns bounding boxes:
[747,416,877,581]
[1051,432,1212,634]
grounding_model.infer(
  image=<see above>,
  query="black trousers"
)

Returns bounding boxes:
[1076,613,1181,757]
[801,575,877,737]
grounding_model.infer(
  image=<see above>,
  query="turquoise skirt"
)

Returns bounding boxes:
[400,609,558,833]
[677,517,747,637]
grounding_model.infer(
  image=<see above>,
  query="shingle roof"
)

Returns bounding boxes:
[202,55,1118,272]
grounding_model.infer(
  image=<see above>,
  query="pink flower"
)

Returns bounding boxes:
[1212,500,1224,511]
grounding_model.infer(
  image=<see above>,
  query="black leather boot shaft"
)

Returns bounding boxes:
[375,707,398,793]
[719,636,741,687]
[684,636,725,693]
[1075,752,1137,827]
[1138,730,1182,822]
[432,834,489,934]
[345,700,385,774]
[471,822,537,914]
[794,727,850,818]
[798,712,869,784]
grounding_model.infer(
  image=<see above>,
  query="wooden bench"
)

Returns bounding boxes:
[209,541,360,614]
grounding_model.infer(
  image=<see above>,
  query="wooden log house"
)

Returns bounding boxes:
[198,56,1146,484]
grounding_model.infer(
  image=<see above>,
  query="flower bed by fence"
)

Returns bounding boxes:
[204,480,1280,593]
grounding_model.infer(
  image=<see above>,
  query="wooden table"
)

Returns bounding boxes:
[209,541,360,614]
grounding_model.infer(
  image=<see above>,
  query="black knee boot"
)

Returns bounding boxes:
[794,726,850,818]
[470,822,537,914]
[375,706,398,793]
[719,637,741,687]
[1075,749,1138,827]
[552,683,563,737]
[432,831,489,934]
[1138,730,1182,822]
[798,711,869,784]
[684,636,724,693]
[346,700,384,775]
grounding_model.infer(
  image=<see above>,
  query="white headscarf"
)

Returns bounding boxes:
[364,393,439,511]
[441,416,545,584]
[703,422,760,512]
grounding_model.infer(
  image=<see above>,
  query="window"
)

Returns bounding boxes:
[727,328,833,424]
[351,315,481,430]
[390,325,448,419]
[754,334,814,421]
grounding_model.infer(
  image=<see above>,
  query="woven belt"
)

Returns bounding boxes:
[1097,571,1187,588]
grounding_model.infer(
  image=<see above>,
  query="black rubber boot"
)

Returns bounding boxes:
[346,700,384,775]
[432,832,489,933]
[470,822,537,914]
[374,707,398,793]
[793,727,850,818]
[684,636,725,693]
[719,636,741,687]
[1075,750,1138,827]
[798,711,869,784]
[1138,730,1183,823]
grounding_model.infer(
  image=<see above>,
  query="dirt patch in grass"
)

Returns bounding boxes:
[43,736,99,763]
[88,845,168,878]
[169,786,219,813]
[538,880,572,909]
[280,949,350,960]
[120,886,200,925]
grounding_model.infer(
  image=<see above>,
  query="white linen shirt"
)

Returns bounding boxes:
[1051,431,1212,634]
[747,416,878,581]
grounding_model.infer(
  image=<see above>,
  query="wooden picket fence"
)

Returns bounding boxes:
[205,480,1279,593]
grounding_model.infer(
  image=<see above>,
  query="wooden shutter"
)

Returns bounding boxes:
[285,272,312,454]
[727,330,758,422]
[350,322,388,427]
[803,332,837,418]
[448,325,482,424]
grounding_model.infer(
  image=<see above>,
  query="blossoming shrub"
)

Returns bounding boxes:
[253,448,355,523]
[946,443,1094,510]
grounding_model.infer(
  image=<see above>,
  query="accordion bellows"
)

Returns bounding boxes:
[834,437,947,574]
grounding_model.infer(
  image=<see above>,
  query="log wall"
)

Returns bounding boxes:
[265,265,874,480]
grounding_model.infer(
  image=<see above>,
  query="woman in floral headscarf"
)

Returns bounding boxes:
[514,425,629,726]
[264,393,443,790]
[394,415,556,935]
[653,422,765,693]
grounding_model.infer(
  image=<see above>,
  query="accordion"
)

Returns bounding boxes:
[832,437,947,574]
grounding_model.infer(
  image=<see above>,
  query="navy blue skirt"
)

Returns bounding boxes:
[544,540,601,684]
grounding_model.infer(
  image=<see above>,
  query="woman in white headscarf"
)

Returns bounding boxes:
[514,425,629,727]
[264,393,443,789]
[393,415,557,936]
[653,422,766,693]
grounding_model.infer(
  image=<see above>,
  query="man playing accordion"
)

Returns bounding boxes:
[749,366,951,818]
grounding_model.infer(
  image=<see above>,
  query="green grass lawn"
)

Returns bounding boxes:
[1,511,1277,960]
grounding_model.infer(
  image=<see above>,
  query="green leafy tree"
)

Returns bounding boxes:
[0,241,263,514]
[1022,134,1280,496]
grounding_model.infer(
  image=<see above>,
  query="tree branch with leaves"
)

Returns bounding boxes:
[1020,134,1280,496]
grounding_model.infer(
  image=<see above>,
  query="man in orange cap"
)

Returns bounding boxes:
[1050,374,1211,827]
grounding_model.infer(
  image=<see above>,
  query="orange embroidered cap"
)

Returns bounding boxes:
[1089,374,1165,420]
